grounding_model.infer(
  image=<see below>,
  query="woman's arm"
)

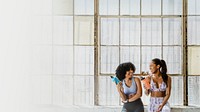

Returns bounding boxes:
[128,77,142,102]
[162,76,171,105]
[158,76,171,111]
[144,76,151,96]
[116,82,127,101]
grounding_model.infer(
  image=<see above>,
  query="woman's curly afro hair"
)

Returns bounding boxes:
[115,62,136,81]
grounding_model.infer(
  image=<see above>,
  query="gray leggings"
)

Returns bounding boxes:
[121,98,144,112]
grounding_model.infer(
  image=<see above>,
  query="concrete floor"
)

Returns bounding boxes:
[29,105,200,112]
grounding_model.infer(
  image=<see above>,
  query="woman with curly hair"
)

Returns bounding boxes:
[115,62,144,112]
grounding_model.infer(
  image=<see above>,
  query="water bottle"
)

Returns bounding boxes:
[110,76,121,85]
[140,71,151,90]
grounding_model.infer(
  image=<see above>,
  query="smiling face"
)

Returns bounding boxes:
[149,61,160,74]
[125,69,135,79]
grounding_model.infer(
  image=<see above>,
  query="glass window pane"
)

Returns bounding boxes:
[188,47,200,75]
[163,18,182,45]
[31,46,52,75]
[53,16,73,45]
[75,16,94,45]
[31,16,52,45]
[169,76,183,105]
[188,76,200,106]
[30,76,52,104]
[53,0,73,15]
[120,47,140,74]
[74,0,94,15]
[142,0,161,15]
[98,76,119,105]
[101,46,119,74]
[74,76,94,105]
[142,47,161,72]
[101,18,119,45]
[52,76,73,105]
[74,46,94,75]
[188,0,200,15]
[142,18,161,45]
[120,0,140,15]
[163,0,182,15]
[32,0,52,15]
[188,16,200,45]
[99,0,119,15]
[120,18,140,45]
[163,47,182,74]
[53,46,73,75]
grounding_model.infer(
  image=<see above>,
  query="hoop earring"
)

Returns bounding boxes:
[160,67,162,72]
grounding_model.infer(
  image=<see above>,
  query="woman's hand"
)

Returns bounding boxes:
[157,104,164,112]
[122,99,129,103]
[143,84,150,95]
[144,89,150,96]
[143,83,147,90]
[142,76,151,96]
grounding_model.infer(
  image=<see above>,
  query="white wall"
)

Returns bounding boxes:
[0,0,32,111]
[0,0,200,112]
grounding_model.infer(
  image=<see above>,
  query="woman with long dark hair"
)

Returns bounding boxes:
[115,62,144,112]
[144,58,171,112]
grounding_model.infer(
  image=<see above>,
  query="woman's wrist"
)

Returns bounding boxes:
[160,103,165,107]
[122,99,129,103]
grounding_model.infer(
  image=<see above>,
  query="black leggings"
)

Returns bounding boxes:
[122,98,144,112]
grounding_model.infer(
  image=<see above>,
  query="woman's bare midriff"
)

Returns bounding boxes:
[151,91,166,97]
[127,93,136,99]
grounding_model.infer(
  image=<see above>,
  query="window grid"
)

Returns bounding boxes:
[98,0,183,106]
[54,0,200,106]
[99,16,182,75]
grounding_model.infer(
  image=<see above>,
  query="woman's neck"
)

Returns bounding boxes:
[124,77,132,82]
[153,71,162,78]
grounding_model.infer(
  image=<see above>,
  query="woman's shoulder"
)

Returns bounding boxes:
[167,74,171,78]
[132,76,141,83]
[133,76,139,80]
[167,75,172,81]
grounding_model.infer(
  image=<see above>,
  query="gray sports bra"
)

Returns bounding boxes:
[122,77,137,95]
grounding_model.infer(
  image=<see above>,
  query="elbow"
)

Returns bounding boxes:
[165,93,171,98]
[167,94,171,98]
[139,90,143,97]
[138,92,142,97]
[139,93,142,97]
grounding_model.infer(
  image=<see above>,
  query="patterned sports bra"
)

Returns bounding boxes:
[150,76,167,92]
